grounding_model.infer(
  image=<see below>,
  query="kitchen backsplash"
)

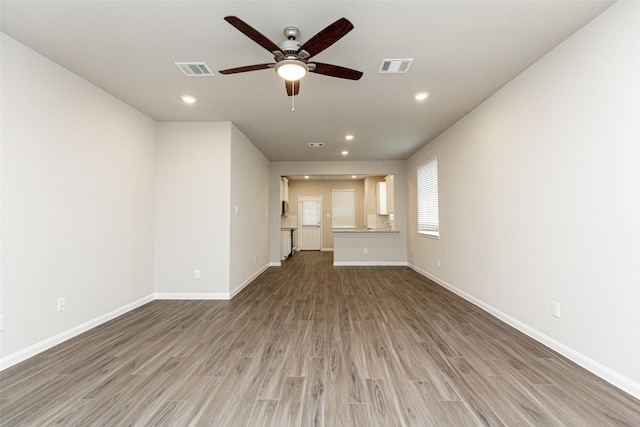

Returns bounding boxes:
[281,215,298,229]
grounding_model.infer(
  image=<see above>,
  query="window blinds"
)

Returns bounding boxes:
[332,189,355,228]
[417,157,439,236]
[301,200,320,226]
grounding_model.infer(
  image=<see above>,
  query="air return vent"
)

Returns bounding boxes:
[378,59,413,74]
[175,62,214,76]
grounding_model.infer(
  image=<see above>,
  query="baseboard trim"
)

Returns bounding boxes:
[230,264,270,298]
[407,263,640,400]
[333,261,408,267]
[321,248,334,252]
[270,261,281,267]
[154,292,230,300]
[0,294,154,371]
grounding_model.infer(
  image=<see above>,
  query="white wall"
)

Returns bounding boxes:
[155,122,231,297]
[270,161,407,265]
[1,34,157,363]
[155,122,270,298]
[0,37,271,367]
[229,123,270,296]
[406,1,640,397]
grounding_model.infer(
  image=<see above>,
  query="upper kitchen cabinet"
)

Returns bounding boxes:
[385,174,395,213]
[376,182,388,215]
[280,177,289,203]
[280,177,290,216]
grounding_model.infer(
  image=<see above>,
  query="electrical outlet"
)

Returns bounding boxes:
[57,297,66,312]
[0,314,5,332]
[437,259,441,268]
[254,256,257,263]
[194,269,201,279]
[363,248,368,254]
[552,301,560,318]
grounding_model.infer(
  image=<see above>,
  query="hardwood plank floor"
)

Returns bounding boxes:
[1,251,639,426]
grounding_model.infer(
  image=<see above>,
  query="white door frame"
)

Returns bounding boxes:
[298,196,322,251]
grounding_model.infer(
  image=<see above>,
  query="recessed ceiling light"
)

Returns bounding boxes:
[414,92,430,101]
[352,175,357,179]
[341,150,349,156]
[181,95,197,104]
[345,134,355,141]
[304,175,309,179]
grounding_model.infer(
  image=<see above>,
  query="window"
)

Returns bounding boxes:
[301,200,320,226]
[332,189,355,228]
[417,157,439,237]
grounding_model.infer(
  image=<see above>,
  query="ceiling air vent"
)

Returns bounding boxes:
[378,59,414,74]
[308,143,324,148]
[175,62,214,76]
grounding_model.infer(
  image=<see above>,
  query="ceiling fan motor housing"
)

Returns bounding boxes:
[273,33,309,80]
[278,39,303,56]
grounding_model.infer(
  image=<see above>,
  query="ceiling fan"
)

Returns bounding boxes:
[218,16,363,96]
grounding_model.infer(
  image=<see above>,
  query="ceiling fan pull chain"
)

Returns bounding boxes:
[291,81,296,112]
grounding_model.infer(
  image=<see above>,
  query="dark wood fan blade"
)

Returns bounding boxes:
[298,18,354,58]
[285,80,300,96]
[224,16,282,54]
[218,63,274,75]
[310,62,363,80]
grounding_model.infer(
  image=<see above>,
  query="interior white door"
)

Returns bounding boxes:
[298,196,322,250]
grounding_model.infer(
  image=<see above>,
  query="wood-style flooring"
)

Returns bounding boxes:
[1,251,639,426]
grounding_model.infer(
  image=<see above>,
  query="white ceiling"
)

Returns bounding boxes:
[1,1,614,162]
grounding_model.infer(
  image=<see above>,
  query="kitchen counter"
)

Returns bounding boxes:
[332,228,398,233]
[332,228,405,266]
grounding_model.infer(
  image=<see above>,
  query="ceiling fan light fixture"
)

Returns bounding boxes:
[276,60,308,81]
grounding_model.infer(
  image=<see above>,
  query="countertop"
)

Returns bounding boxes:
[332,228,399,233]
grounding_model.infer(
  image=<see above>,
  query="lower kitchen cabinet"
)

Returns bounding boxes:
[280,229,292,260]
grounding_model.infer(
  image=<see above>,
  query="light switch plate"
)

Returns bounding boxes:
[552,301,560,318]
